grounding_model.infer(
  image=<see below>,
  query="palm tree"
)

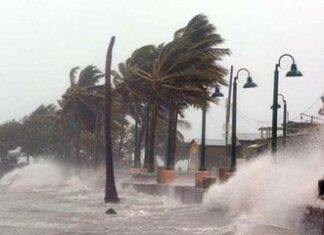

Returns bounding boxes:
[59,65,104,165]
[112,46,162,170]
[21,104,59,156]
[129,14,229,172]
[104,36,119,203]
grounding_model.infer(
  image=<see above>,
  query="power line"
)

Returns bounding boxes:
[290,95,322,120]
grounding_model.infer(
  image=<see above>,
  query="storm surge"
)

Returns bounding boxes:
[0,162,67,187]
[0,161,100,193]
[203,150,324,233]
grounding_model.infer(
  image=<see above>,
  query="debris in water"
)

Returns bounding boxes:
[106,208,117,214]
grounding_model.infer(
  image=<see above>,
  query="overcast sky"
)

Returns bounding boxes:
[1,0,324,141]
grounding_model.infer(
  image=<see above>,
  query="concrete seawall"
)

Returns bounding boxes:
[121,182,206,204]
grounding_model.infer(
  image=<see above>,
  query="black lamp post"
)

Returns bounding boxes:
[271,94,288,147]
[199,86,224,171]
[231,68,257,172]
[278,94,287,146]
[271,54,302,154]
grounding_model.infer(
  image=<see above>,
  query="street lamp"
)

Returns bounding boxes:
[199,86,224,171]
[231,68,257,172]
[271,54,302,154]
[278,94,287,146]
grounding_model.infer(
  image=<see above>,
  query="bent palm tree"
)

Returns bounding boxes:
[60,65,104,165]
[104,36,119,203]
[131,14,230,172]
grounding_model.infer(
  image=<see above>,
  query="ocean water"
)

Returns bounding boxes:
[0,149,323,234]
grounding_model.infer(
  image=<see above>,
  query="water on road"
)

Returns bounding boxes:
[0,151,322,234]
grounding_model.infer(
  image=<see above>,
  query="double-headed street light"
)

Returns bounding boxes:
[271,54,302,154]
[199,86,224,171]
[230,68,257,172]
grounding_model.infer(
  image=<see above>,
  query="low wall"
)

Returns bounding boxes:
[121,182,206,204]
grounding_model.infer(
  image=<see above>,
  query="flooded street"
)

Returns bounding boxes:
[0,161,307,235]
[0,163,234,235]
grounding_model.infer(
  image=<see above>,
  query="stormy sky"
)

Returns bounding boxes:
[1,0,324,140]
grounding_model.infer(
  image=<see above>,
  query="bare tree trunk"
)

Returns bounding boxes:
[116,113,126,167]
[143,105,150,169]
[170,109,178,169]
[133,119,142,168]
[93,113,100,168]
[165,104,175,169]
[147,99,158,173]
[104,36,119,203]
[75,120,81,167]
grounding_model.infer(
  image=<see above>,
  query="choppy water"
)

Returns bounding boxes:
[0,149,323,234]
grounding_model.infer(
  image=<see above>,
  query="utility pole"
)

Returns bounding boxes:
[225,66,233,165]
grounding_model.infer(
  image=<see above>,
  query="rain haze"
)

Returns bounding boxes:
[1,0,324,140]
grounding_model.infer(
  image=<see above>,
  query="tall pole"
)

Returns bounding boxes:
[225,66,233,167]
[283,100,287,146]
[225,66,234,146]
[230,77,237,172]
[199,90,207,171]
[271,65,279,154]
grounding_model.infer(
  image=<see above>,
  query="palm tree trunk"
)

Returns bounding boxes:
[147,98,158,173]
[93,113,100,168]
[104,36,119,203]
[170,109,178,169]
[165,105,178,170]
[165,104,175,169]
[116,113,126,166]
[63,122,69,159]
[75,120,81,167]
[133,119,142,168]
[143,104,150,169]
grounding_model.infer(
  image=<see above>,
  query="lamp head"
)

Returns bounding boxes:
[211,86,224,98]
[243,76,257,88]
[286,63,303,77]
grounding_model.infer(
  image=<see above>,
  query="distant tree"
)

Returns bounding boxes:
[0,104,61,158]
[0,120,23,156]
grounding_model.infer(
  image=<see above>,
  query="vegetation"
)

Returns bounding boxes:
[0,14,229,201]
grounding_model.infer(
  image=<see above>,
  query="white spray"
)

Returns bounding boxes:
[203,149,324,231]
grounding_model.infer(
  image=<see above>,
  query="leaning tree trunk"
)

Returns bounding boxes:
[147,98,159,173]
[104,36,119,203]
